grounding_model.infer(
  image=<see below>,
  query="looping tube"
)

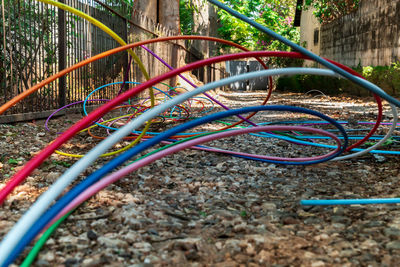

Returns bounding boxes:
[0,46,387,207]
[1,0,400,265]
[0,68,352,265]
[3,104,348,266]
[51,125,342,224]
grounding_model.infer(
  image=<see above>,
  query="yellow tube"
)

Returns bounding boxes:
[34,0,155,157]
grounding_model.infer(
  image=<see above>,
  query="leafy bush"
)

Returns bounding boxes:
[276,63,400,96]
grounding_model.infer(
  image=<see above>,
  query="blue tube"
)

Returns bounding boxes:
[207,0,400,108]
[5,105,347,265]
[301,198,400,206]
[83,81,175,130]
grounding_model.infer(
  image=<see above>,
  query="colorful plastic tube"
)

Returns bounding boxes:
[0,48,373,207]
[0,68,349,265]
[4,104,348,265]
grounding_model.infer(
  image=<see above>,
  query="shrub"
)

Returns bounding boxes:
[276,63,400,96]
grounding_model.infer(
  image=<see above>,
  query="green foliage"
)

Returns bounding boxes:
[52,160,72,168]
[98,0,134,19]
[180,0,195,35]
[276,62,400,96]
[215,0,300,66]
[1,0,58,93]
[303,0,360,23]
[8,158,19,165]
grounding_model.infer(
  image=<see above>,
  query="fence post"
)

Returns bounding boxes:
[58,0,66,107]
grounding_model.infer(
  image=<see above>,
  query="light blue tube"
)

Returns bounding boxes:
[207,0,400,108]
[301,198,400,205]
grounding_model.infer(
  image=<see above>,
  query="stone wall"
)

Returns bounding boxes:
[320,0,400,67]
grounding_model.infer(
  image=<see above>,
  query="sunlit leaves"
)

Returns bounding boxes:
[216,0,299,52]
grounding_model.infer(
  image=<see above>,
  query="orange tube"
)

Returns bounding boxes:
[0,36,270,115]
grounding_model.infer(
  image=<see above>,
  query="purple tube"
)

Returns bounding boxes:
[141,45,257,126]
[45,99,110,134]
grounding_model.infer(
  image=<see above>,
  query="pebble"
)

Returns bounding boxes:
[82,258,100,267]
[255,250,272,263]
[64,258,79,267]
[133,241,153,252]
[35,260,50,267]
[384,227,400,238]
[360,239,378,249]
[261,202,277,212]
[331,215,351,225]
[304,217,322,225]
[87,230,98,240]
[98,236,128,248]
[4,94,400,266]
[385,241,400,250]
[314,233,329,241]
[224,239,241,253]
[311,260,326,267]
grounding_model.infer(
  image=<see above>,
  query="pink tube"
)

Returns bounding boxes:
[47,125,341,226]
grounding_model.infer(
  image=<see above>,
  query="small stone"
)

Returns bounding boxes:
[216,162,228,172]
[233,223,247,233]
[215,242,223,250]
[373,154,386,163]
[386,241,400,250]
[304,251,316,259]
[46,172,61,181]
[144,255,160,264]
[339,249,358,257]
[282,216,299,225]
[87,230,97,241]
[58,235,78,244]
[311,260,325,267]
[130,264,154,267]
[246,244,256,256]
[82,258,100,267]
[213,261,238,267]
[64,258,79,267]
[35,259,50,266]
[296,230,308,237]
[234,253,248,263]
[147,228,159,236]
[133,241,153,252]
[363,221,384,228]
[255,250,272,263]
[332,223,346,229]
[224,239,241,253]
[304,217,322,225]
[261,202,277,212]
[126,218,143,230]
[384,228,400,238]
[360,239,378,249]
[331,215,351,225]
[314,233,329,241]
[212,209,235,219]
[98,236,128,248]
[40,251,55,262]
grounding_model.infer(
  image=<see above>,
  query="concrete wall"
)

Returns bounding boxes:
[320,0,400,67]
[300,8,321,66]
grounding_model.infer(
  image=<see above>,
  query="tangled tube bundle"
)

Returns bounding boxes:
[1,0,400,265]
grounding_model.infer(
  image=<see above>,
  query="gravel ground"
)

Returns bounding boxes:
[1,91,400,267]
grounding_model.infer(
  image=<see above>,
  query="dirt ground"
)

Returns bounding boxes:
[1,90,400,267]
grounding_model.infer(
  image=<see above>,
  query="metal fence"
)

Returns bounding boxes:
[0,0,132,121]
[0,0,227,123]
